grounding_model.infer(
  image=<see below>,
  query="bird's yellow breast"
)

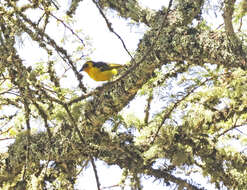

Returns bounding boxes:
[85,67,118,81]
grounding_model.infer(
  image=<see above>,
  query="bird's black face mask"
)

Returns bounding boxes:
[80,63,89,72]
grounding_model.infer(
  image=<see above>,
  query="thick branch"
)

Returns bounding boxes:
[1,130,204,189]
[97,0,152,25]
[223,0,236,36]
[222,0,247,63]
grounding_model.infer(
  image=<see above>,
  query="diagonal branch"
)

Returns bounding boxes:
[149,168,204,190]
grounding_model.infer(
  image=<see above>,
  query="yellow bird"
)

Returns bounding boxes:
[79,61,123,81]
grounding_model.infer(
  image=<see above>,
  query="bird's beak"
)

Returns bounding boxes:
[79,65,86,72]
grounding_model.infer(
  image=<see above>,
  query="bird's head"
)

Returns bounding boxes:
[79,61,93,72]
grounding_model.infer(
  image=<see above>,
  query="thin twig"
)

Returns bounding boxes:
[48,11,85,46]
[0,137,15,141]
[30,0,83,46]
[216,117,247,138]
[92,0,134,61]
[76,159,90,176]
[0,125,14,135]
[0,113,17,133]
[101,184,120,190]
[151,77,213,144]
[235,128,247,136]
[91,158,101,190]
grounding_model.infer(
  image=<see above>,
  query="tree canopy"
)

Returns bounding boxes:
[0,0,247,189]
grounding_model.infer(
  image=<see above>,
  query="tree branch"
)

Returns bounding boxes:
[2,0,247,189]
[223,0,247,65]
[148,168,204,190]
[91,158,101,190]
[223,0,236,37]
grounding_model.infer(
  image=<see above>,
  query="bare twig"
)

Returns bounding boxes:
[0,137,15,141]
[216,117,247,138]
[48,10,85,46]
[101,184,120,190]
[235,128,247,136]
[92,0,134,61]
[91,158,101,190]
[0,113,18,133]
[76,159,90,176]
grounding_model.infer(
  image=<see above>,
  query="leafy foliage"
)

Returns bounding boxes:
[0,0,247,190]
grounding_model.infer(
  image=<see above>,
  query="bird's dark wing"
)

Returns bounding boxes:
[93,62,112,72]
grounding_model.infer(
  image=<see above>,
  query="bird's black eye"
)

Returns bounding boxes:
[83,64,88,69]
